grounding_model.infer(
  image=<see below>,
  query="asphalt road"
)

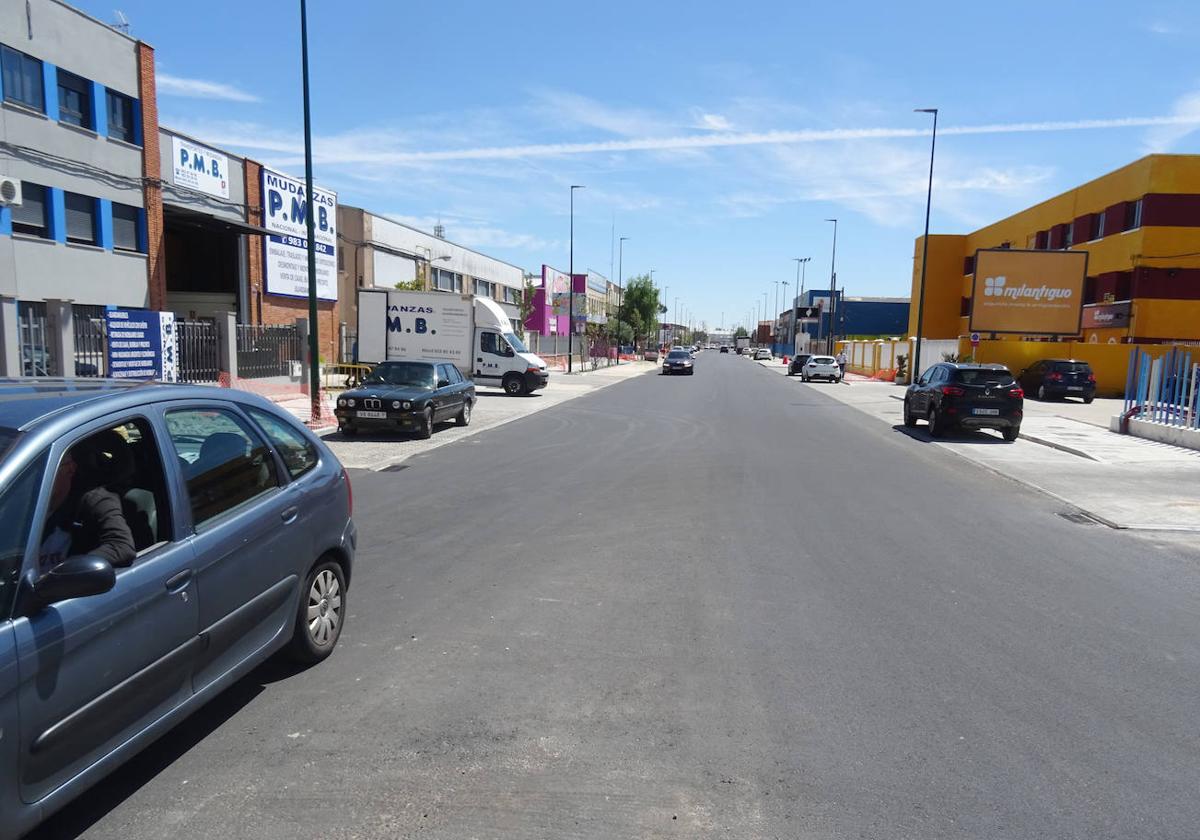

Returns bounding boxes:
[39,352,1200,839]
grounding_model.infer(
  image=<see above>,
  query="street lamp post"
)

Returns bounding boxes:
[781,280,789,349]
[791,257,810,353]
[762,292,768,346]
[299,0,321,421]
[825,219,838,354]
[913,108,939,381]
[616,236,628,363]
[568,185,584,373]
[773,280,780,352]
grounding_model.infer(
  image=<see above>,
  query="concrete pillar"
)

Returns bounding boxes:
[0,297,20,377]
[296,317,310,394]
[45,299,75,377]
[216,310,237,380]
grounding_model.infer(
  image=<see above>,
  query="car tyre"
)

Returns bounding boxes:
[339,424,357,437]
[457,399,472,426]
[416,407,434,439]
[902,398,917,427]
[928,405,946,438]
[687,369,694,376]
[1038,384,1049,401]
[1084,396,1094,404]
[1002,426,1020,442]
[503,374,526,396]
[287,558,346,665]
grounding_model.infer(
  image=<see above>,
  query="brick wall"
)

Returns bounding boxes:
[245,159,263,323]
[136,42,165,311]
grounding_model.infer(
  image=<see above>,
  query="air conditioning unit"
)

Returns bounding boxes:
[0,178,21,207]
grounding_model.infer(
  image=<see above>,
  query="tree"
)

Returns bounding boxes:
[517,277,538,338]
[621,274,660,349]
[694,330,708,345]
[734,326,749,338]
[394,278,423,291]
[607,316,634,345]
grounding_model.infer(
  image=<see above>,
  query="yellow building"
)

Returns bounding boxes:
[910,154,1200,344]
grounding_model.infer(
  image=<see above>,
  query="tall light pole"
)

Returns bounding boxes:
[300,0,321,421]
[773,280,781,351]
[913,108,938,381]
[616,236,629,362]
[674,296,680,346]
[763,292,768,345]
[791,257,810,351]
[781,280,789,348]
[568,185,584,373]
[825,219,838,354]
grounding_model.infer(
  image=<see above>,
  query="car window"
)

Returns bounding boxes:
[365,362,435,388]
[247,408,319,481]
[667,351,690,359]
[449,366,464,384]
[0,427,17,464]
[0,451,47,619]
[166,408,280,527]
[954,368,1015,386]
[1054,362,1091,373]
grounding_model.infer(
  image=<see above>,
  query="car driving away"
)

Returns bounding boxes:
[1017,359,1097,403]
[802,355,841,383]
[662,349,695,375]
[787,353,813,376]
[753,348,772,361]
[904,363,1024,441]
[335,360,475,439]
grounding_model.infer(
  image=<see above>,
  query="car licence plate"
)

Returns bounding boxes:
[1067,386,1083,391]
[356,410,387,419]
[973,408,1000,416]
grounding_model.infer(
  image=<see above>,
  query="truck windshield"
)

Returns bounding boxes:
[504,333,528,354]
[364,362,436,389]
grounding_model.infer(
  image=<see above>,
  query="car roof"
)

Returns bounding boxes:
[0,378,276,432]
[1039,358,1087,364]
[944,363,1010,370]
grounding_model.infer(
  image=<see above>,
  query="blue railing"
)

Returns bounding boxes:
[1123,346,1199,429]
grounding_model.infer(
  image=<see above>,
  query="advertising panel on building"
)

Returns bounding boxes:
[171,136,230,199]
[104,308,177,381]
[969,249,1087,335]
[262,167,338,301]
[1082,301,1132,330]
[543,265,570,324]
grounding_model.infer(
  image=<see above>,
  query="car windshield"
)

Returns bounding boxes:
[504,332,529,354]
[956,368,1015,386]
[1054,362,1091,373]
[812,357,835,364]
[667,351,690,360]
[364,362,436,389]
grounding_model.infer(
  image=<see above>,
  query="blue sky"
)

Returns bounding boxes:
[81,0,1200,331]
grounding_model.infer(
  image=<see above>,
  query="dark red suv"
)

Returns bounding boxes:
[903,363,1024,441]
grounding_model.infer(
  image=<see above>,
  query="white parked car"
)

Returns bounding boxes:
[753,348,772,361]
[802,355,842,382]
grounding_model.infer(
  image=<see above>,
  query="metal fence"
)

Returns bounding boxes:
[17,301,50,376]
[236,323,299,379]
[1123,346,1199,430]
[177,320,220,383]
[73,304,106,377]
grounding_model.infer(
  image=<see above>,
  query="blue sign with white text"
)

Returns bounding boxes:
[105,308,177,381]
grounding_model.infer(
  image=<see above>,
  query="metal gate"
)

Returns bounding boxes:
[176,320,219,383]
[73,304,106,377]
[17,301,50,376]
[236,323,299,379]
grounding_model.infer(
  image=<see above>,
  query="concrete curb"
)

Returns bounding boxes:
[1013,431,1101,462]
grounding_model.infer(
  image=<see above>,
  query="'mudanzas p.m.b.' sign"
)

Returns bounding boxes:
[261,167,338,301]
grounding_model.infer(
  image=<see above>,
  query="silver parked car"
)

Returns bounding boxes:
[0,379,356,839]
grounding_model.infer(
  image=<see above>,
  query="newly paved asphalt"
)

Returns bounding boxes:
[39,352,1200,839]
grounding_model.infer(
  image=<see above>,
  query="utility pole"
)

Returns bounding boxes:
[773,280,780,352]
[616,236,628,363]
[568,185,584,373]
[300,0,321,422]
[791,257,809,354]
[825,219,838,354]
[913,108,939,381]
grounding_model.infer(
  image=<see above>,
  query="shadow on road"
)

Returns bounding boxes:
[28,658,311,840]
[320,423,457,442]
[475,391,541,398]
[890,424,1013,445]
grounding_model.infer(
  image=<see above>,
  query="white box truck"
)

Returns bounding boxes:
[356,290,550,395]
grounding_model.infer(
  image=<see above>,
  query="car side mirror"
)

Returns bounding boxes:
[33,555,116,606]
[437,379,450,389]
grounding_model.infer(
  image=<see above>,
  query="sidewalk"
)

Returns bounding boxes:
[314,361,656,470]
[756,359,1200,531]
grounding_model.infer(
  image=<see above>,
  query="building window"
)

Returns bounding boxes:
[64,192,97,245]
[1,45,44,111]
[1062,223,1073,249]
[503,286,522,305]
[11,182,48,237]
[963,255,975,275]
[432,267,463,292]
[1125,198,1143,231]
[57,69,93,128]
[474,278,494,297]
[112,202,140,252]
[1091,212,1105,240]
[106,89,135,142]
[1035,230,1048,250]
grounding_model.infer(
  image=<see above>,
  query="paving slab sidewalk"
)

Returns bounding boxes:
[756,359,1200,531]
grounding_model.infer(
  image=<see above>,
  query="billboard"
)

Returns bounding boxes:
[1082,300,1131,330]
[261,167,338,301]
[969,249,1087,335]
[171,135,229,199]
[104,308,177,381]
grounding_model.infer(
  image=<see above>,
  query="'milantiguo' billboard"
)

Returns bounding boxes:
[969,249,1087,335]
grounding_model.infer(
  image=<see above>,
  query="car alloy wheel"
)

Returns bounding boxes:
[458,400,472,426]
[928,406,945,438]
[417,407,434,439]
[1038,385,1048,401]
[902,398,917,427]
[287,559,347,664]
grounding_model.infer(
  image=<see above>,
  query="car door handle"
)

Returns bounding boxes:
[280,505,299,524]
[477,357,483,362]
[165,569,193,593]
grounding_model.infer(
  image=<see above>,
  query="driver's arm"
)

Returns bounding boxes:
[79,487,136,568]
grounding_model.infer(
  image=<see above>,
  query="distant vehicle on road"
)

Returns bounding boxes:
[1017,359,1096,403]
[719,345,730,354]
[735,336,750,352]
[740,347,754,356]
[662,349,695,375]
[787,353,813,376]
[644,348,660,362]
[0,379,354,840]
[802,355,842,383]
[753,348,772,361]
[336,360,475,439]
[904,363,1023,441]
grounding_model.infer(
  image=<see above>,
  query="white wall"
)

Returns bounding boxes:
[372,250,416,287]
[366,214,524,293]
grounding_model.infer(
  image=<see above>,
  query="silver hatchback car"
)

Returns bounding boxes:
[0,379,355,838]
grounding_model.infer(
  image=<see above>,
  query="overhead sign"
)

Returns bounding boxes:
[104,308,177,381]
[171,135,229,199]
[1082,300,1131,330]
[969,249,1087,336]
[261,167,338,301]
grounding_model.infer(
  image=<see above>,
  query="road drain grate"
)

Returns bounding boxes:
[380,464,410,473]
[1058,511,1102,526]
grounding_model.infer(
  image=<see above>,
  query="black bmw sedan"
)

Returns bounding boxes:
[335,360,475,439]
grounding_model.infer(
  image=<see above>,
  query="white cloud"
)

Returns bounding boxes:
[382,214,556,253]
[157,74,260,103]
[694,112,733,131]
[1143,20,1177,35]
[1143,87,1200,152]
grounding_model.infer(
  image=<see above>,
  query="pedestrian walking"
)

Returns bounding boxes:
[836,349,848,380]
